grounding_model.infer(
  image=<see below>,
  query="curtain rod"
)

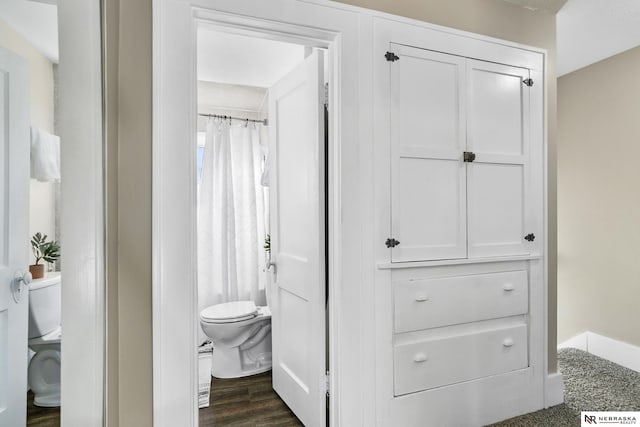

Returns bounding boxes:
[198,113,268,126]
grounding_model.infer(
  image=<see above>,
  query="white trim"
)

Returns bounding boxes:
[559,331,640,373]
[558,332,588,351]
[58,0,105,425]
[545,373,565,407]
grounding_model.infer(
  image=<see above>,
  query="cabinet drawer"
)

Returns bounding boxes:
[394,270,528,333]
[394,324,528,396]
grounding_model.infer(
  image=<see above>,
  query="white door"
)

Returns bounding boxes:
[269,50,326,427]
[389,44,467,262]
[466,60,531,257]
[0,47,31,427]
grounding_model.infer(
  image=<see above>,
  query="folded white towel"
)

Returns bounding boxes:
[30,127,60,182]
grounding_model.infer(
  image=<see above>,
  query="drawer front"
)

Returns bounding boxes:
[394,324,528,396]
[394,270,528,333]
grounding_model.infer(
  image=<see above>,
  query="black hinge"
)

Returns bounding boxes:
[463,151,476,162]
[385,238,400,248]
[523,78,534,87]
[385,51,399,62]
[524,233,535,242]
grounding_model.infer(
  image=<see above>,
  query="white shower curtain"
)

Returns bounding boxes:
[198,118,267,344]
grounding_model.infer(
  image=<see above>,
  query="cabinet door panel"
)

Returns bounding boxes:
[390,44,466,262]
[468,163,526,256]
[469,66,525,155]
[394,157,466,261]
[467,60,530,257]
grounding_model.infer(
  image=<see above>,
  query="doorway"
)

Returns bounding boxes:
[152,3,347,426]
[194,27,328,426]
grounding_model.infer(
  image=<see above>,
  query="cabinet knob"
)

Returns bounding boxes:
[503,283,515,292]
[413,353,427,363]
[415,293,429,302]
[503,338,515,348]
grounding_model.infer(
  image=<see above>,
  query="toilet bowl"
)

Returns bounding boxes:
[28,272,62,407]
[200,301,272,378]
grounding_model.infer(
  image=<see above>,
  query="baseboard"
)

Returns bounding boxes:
[545,373,565,407]
[557,331,588,351]
[558,331,640,373]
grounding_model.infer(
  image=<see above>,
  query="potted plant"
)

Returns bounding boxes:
[29,232,60,279]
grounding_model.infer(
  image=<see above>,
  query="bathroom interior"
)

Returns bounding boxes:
[0,0,63,424]
[195,25,328,425]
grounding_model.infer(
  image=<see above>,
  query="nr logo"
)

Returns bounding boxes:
[584,414,597,424]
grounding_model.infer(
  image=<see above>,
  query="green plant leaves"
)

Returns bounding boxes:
[30,232,60,266]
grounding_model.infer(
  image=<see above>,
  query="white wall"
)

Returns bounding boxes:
[0,18,56,259]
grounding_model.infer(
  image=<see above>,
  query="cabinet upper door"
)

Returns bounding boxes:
[466,60,531,257]
[390,44,467,262]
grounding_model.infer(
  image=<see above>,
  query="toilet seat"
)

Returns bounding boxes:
[29,326,61,346]
[200,301,258,323]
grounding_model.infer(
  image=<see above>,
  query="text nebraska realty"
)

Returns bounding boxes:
[585,414,637,425]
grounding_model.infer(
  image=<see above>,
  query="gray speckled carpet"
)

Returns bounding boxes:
[489,348,640,426]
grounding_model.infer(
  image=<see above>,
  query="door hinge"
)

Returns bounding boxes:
[324,82,329,108]
[385,51,399,62]
[463,151,476,162]
[523,78,534,87]
[386,238,400,248]
[524,233,535,242]
[325,371,331,397]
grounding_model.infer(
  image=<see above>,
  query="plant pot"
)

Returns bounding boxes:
[29,264,45,280]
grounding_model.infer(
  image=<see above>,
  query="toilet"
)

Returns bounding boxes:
[27,272,62,407]
[199,301,272,378]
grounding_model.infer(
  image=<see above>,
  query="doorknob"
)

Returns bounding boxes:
[265,260,277,274]
[12,270,32,303]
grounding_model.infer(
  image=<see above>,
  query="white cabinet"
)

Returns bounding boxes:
[388,44,535,262]
[374,17,546,427]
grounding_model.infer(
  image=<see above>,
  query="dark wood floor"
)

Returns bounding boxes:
[199,371,303,426]
[27,391,60,426]
[26,371,299,426]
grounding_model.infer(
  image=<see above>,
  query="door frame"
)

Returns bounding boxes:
[58,0,105,425]
[152,1,360,426]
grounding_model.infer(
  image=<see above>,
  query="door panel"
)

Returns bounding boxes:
[468,66,525,156]
[468,163,526,257]
[269,50,325,427]
[467,60,530,257]
[0,47,30,427]
[390,44,467,262]
[395,158,465,261]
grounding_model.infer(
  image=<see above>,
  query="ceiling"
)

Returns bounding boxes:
[0,0,58,63]
[556,0,640,75]
[197,27,305,88]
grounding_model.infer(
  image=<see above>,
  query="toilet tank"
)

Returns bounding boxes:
[28,272,61,339]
